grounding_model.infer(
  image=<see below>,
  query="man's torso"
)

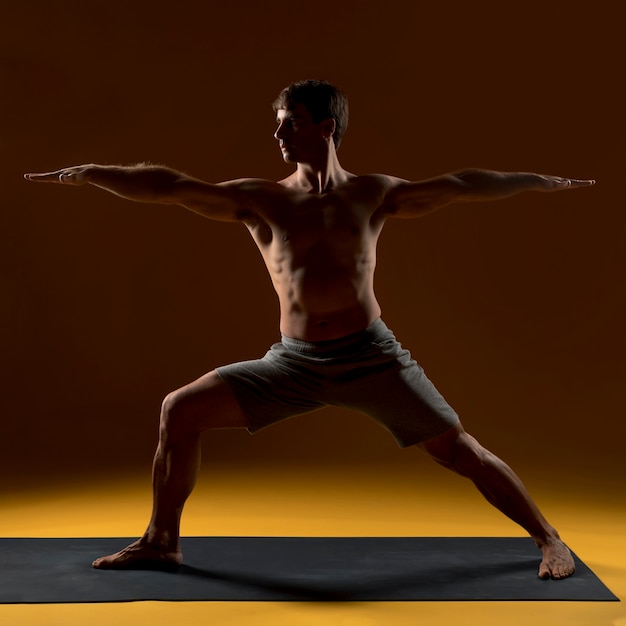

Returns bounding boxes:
[238,174,399,341]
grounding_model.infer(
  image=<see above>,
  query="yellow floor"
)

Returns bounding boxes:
[1,465,624,626]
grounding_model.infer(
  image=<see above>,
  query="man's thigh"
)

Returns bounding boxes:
[163,370,249,431]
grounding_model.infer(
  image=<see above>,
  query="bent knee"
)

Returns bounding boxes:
[159,390,192,438]
[160,390,183,421]
[159,372,249,437]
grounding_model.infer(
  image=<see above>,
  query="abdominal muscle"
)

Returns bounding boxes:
[274,264,382,342]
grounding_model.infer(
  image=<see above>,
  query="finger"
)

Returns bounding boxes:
[24,171,66,183]
[568,178,596,188]
[546,176,595,191]
[24,168,87,184]
[24,170,77,183]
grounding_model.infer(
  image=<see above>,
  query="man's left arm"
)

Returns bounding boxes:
[380,169,595,219]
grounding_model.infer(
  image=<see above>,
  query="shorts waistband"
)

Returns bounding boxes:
[280,318,388,355]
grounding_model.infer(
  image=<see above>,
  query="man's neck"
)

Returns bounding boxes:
[293,150,351,194]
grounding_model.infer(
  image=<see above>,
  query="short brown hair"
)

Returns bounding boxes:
[272,79,349,149]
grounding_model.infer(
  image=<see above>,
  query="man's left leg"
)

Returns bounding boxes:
[419,422,575,580]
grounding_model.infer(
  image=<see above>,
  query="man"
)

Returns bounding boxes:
[25,79,594,579]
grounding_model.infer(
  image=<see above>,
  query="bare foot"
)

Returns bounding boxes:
[538,539,575,580]
[92,536,183,571]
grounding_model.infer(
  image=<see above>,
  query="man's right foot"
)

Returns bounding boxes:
[92,536,183,570]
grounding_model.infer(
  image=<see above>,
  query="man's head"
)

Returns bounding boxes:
[272,80,349,149]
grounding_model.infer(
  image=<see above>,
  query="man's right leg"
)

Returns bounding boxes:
[92,370,248,569]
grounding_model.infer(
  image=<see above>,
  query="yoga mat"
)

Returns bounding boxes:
[0,537,618,603]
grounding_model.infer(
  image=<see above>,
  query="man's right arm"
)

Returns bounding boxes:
[24,163,255,222]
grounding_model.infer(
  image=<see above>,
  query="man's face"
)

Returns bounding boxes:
[274,103,329,163]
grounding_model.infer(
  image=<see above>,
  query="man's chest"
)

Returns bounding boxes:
[254,192,382,247]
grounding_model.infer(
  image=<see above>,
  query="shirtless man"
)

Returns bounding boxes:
[25,79,594,580]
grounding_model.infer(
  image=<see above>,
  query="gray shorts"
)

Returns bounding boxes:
[216,318,459,447]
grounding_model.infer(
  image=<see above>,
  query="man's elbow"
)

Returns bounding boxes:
[448,171,477,199]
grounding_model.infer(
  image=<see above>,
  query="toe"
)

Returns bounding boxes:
[553,564,574,580]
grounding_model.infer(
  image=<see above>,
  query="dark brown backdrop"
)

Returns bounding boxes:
[1,1,623,494]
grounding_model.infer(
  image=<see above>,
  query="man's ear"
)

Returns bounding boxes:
[321,117,336,141]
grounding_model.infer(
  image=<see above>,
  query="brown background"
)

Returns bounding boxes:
[1,1,623,495]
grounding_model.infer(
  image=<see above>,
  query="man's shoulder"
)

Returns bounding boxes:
[345,173,409,191]
[218,177,284,193]
[366,172,410,185]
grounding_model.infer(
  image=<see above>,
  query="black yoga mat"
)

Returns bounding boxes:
[0,536,618,603]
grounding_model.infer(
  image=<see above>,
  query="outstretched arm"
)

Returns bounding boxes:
[24,163,256,222]
[381,169,595,218]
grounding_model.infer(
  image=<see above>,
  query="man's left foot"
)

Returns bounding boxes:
[538,539,575,580]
